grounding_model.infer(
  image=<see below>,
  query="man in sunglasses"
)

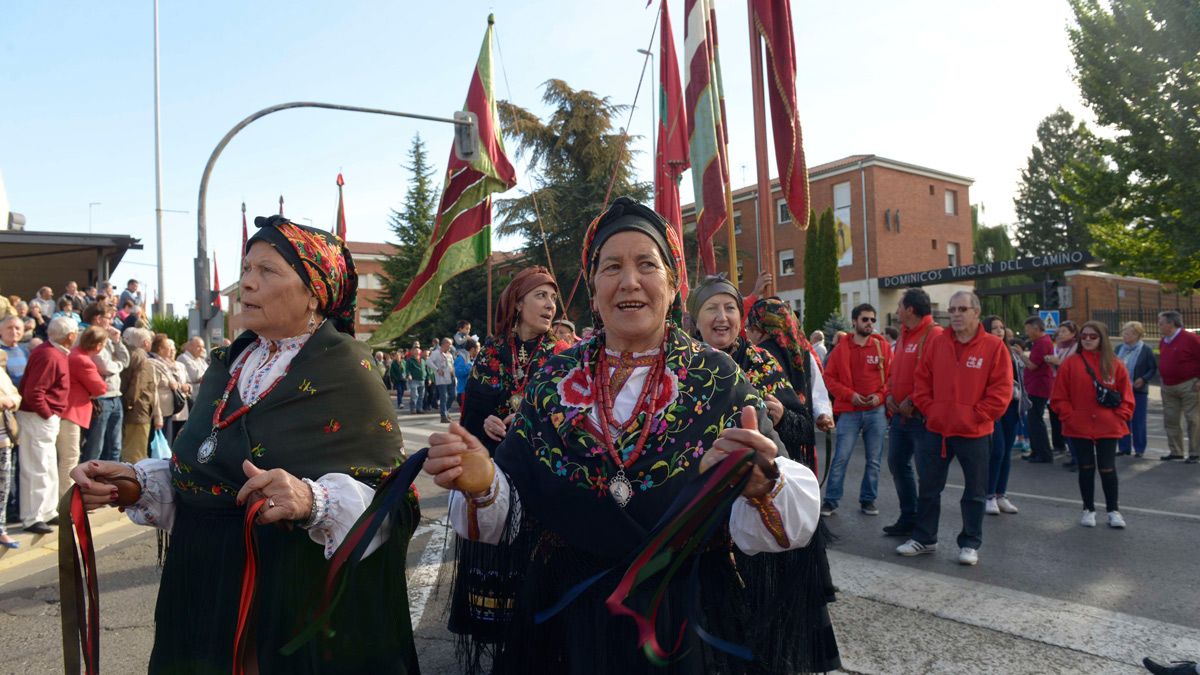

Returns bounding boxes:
[821,303,893,517]
[899,291,1011,566]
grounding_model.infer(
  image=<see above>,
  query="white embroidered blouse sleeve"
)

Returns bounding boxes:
[810,353,833,420]
[125,459,176,531]
[302,473,394,560]
[448,469,521,545]
[729,456,821,555]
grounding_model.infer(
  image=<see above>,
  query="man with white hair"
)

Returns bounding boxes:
[176,335,208,394]
[898,291,1011,566]
[30,287,55,319]
[15,316,77,533]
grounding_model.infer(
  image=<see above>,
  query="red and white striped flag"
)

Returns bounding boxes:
[684,0,731,275]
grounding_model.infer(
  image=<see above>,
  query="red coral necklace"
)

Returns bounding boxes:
[197,342,292,464]
[593,336,667,507]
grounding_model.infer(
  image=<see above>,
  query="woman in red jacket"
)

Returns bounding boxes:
[60,326,108,495]
[1050,321,1134,529]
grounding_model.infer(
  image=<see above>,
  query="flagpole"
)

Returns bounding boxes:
[725,183,737,284]
[747,1,775,297]
[486,252,494,337]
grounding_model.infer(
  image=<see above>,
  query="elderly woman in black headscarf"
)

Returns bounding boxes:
[71,216,418,674]
[424,197,827,674]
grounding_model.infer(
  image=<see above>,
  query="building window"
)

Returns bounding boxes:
[932,239,938,250]
[776,199,791,224]
[945,189,958,215]
[359,273,381,290]
[841,293,849,317]
[929,184,935,196]
[894,209,901,232]
[736,259,745,280]
[884,208,891,231]
[947,242,960,267]
[733,212,742,234]
[779,249,795,276]
[358,310,381,326]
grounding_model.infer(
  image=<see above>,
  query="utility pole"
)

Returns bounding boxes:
[152,0,166,318]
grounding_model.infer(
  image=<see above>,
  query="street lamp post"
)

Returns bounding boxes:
[636,48,656,201]
[193,101,478,332]
[88,202,101,233]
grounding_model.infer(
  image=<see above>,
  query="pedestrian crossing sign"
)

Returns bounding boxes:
[1039,310,1060,331]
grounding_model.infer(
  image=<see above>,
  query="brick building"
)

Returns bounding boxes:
[682,154,976,320]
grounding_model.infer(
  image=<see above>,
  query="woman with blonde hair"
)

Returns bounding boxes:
[1115,321,1157,457]
[1050,321,1134,528]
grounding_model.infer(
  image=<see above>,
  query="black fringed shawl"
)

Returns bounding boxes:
[458,327,836,674]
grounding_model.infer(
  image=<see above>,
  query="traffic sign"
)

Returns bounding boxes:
[1039,310,1060,331]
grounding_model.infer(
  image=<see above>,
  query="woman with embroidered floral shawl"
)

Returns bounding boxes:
[426,197,828,674]
[450,266,568,659]
[71,216,418,674]
[690,274,840,670]
[746,297,836,468]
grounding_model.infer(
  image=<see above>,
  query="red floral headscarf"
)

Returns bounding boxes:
[247,215,358,336]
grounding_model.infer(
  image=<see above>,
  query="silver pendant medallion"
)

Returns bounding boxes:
[197,431,218,464]
[609,470,633,508]
[509,394,523,412]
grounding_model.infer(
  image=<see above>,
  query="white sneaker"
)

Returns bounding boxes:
[896,539,937,556]
[985,497,1000,515]
[997,496,1019,514]
[1107,511,1126,528]
[958,547,979,566]
[1080,510,1097,527]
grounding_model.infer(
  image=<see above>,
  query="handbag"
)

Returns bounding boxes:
[170,389,187,416]
[1,409,17,444]
[1080,356,1122,409]
[149,428,172,460]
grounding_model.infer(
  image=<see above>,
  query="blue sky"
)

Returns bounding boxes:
[1,0,1086,312]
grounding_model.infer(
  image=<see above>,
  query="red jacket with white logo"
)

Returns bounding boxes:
[913,324,1012,440]
[887,316,942,406]
[824,333,892,414]
[1049,350,1134,440]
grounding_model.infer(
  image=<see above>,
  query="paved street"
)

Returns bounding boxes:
[0,401,1196,674]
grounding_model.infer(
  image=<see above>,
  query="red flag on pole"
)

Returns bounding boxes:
[684,0,732,275]
[241,202,248,254]
[749,0,809,227]
[334,173,347,240]
[212,252,222,311]
[655,0,691,299]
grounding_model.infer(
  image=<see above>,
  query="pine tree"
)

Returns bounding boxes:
[377,134,437,318]
[801,209,821,334]
[1012,108,1102,257]
[804,208,840,336]
[495,80,652,322]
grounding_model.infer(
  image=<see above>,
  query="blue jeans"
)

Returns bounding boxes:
[888,414,930,526]
[83,396,124,462]
[408,381,425,413]
[914,433,990,550]
[1119,391,1149,455]
[394,381,406,408]
[988,400,1020,496]
[437,384,454,418]
[824,407,885,509]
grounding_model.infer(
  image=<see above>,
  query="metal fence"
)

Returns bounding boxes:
[1090,308,1200,341]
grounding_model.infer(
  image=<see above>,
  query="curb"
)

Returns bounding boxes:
[0,504,127,571]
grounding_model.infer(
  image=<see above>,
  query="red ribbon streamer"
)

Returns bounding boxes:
[233,498,267,675]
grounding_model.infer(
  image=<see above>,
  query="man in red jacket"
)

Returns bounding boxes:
[821,303,892,517]
[898,291,1011,566]
[15,316,77,534]
[883,288,942,537]
[1156,311,1200,463]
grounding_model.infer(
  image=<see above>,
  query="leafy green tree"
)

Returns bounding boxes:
[1012,108,1101,256]
[804,208,840,336]
[495,80,651,323]
[1067,0,1200,287]
[972,205,1034,329]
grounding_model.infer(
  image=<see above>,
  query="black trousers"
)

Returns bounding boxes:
[913,434,990,550]
[1068,437,1119,512]
[1028,396,1053,460]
